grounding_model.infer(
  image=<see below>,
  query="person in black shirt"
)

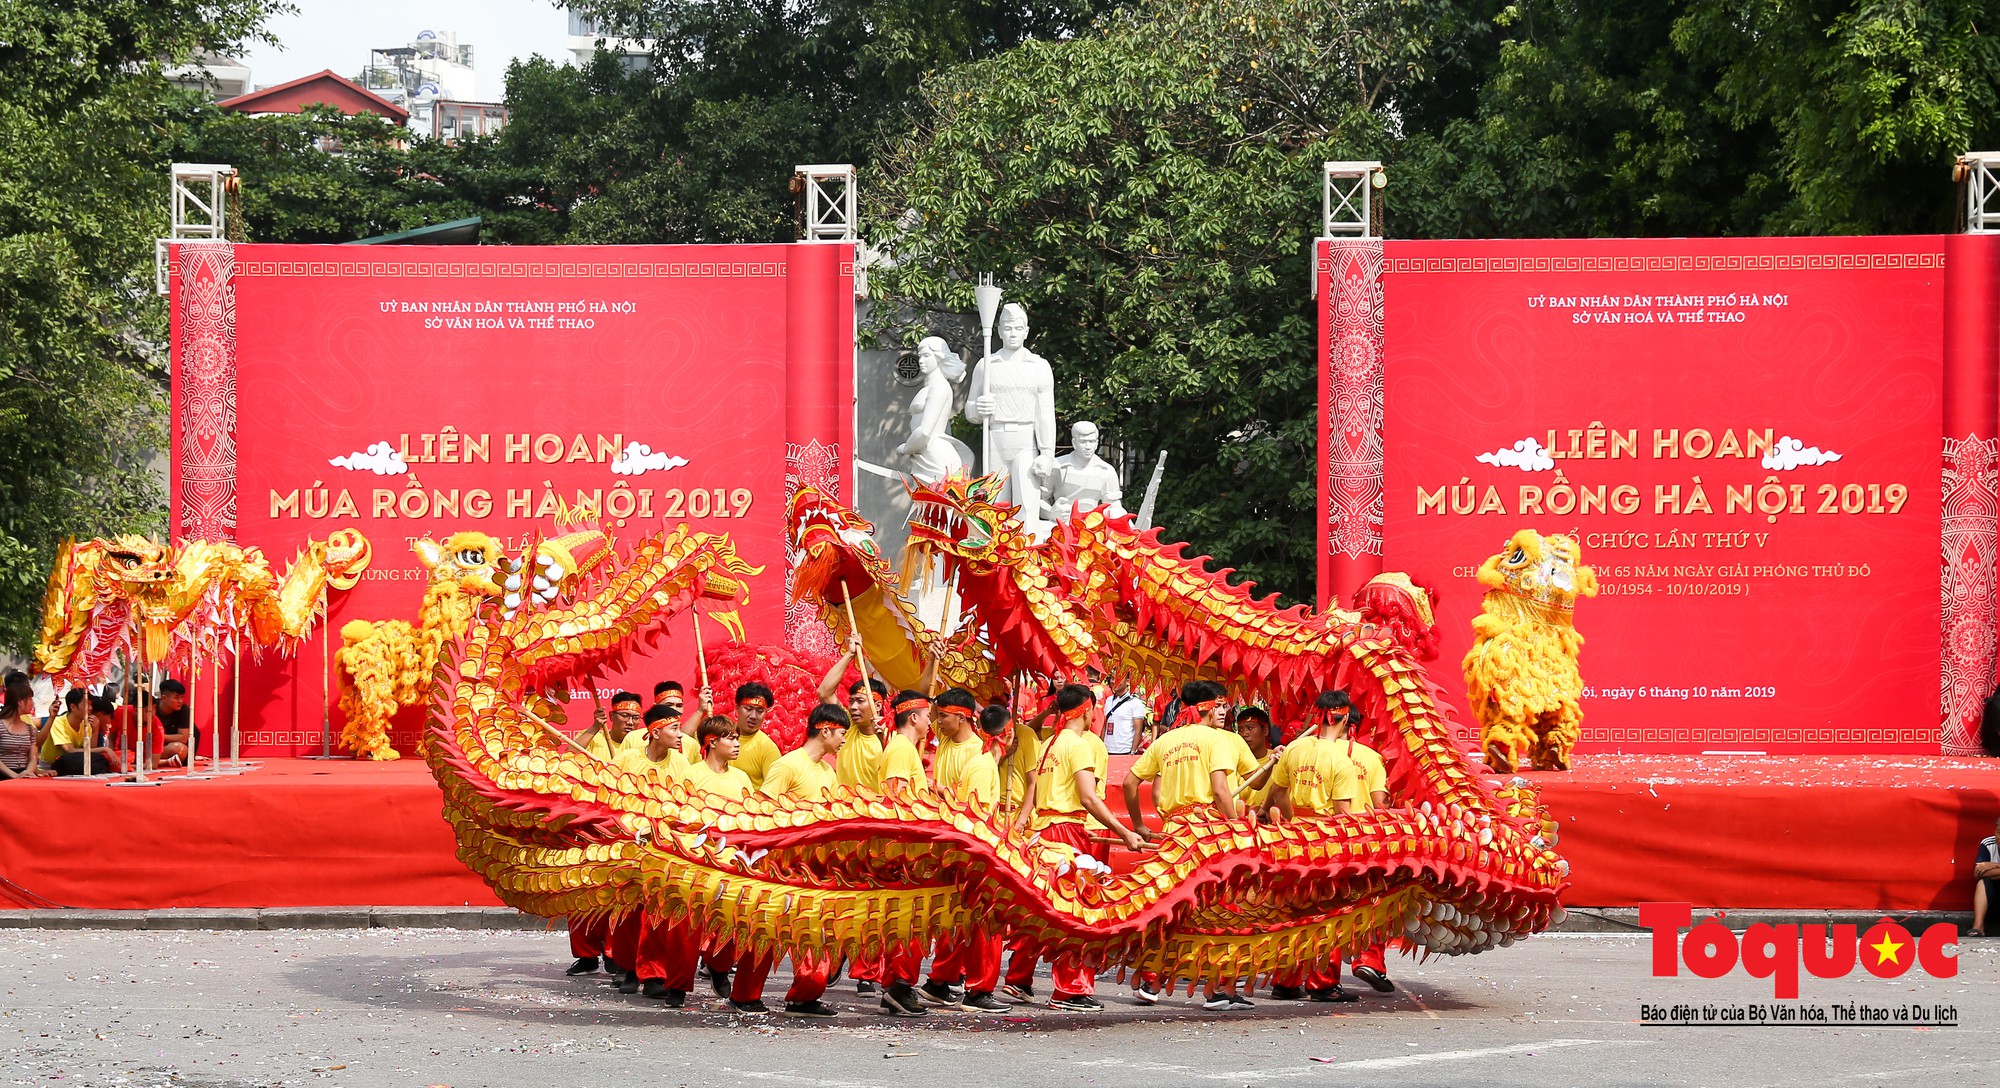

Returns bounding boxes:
[155,679,195,768]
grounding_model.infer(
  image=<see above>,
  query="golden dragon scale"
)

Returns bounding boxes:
[429,510,1568,990]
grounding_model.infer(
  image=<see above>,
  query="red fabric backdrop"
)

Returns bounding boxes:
[1375,237,1945,753]
[167,243,852,756]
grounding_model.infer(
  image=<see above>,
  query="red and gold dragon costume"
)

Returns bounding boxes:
[426,482,1568,990]
[35,530,372,688]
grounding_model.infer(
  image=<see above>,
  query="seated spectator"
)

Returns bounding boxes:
[51,693,127,776]
[1974,816,2000,937]
[154,679,195,767]
[1,676,47,781]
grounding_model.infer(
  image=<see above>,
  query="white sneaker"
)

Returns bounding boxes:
[1202,994,1237,1011]
[1132,981,1161,1005]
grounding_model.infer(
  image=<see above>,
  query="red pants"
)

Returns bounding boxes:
[1274,942,1387,989]
[1003,821,1105,996]
[568,915,607,959]
[607,913,642,973]
[928,930,1003,993]
[732,948,832,1005]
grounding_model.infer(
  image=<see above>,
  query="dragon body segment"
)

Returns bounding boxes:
[431,501,1567,989]
[35,530,371,687]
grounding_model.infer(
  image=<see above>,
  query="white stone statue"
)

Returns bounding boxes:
[892,336,966,483]
[1045,420,1127,521]
[964,303,1056,505]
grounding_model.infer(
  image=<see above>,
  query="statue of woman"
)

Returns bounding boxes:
[893,336,965,483]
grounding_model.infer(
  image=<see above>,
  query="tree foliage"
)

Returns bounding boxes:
[872,0,2000,603]
[872,0,1474,600]
[0,1,286,655]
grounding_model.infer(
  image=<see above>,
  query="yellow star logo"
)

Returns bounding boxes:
[1868,933,1905,966]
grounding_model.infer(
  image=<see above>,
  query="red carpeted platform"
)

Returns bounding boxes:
[2,754,1996,912]
[0,759,498,911]
[1527,755,2000,911]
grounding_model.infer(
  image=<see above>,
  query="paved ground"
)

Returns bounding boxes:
[3,929,1995,1088]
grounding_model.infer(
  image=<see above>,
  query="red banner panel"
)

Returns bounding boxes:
[1380,237,1945,753]
[169,243,850,756]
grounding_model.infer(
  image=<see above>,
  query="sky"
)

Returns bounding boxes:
[239,0,575,101]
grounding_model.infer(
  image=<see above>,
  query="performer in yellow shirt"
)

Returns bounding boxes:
[579,691,648,762]
[869,690,935,1016]
[1002,685,1145,1012]
[566,691,648,980]
[1119,679,1259,1009]
[818,634,888,796]
[1233,706,1282,815]
[916,689,1010,1012]
[724,682,782,788]
[1267,691,1372,1003]
[731,704,850,1017]
[608,703,692,996]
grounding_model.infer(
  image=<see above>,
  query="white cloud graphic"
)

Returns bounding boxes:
[1475,437,1555,472]
[329,441,408,475]
[610,441,690,476]
[1761,436,1843,471]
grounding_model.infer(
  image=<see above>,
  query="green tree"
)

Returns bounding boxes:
[872,0,1471,601]
[558,0,1113,242]
[0,1,287,655]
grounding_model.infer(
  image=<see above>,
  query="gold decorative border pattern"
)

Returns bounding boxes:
[183,260,789,280]
[1384,251,1945,275]
[1583,725,1932,744]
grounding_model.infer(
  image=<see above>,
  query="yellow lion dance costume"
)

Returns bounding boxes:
[1463,529,1597,772]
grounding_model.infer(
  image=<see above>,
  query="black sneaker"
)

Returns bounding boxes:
[1308,986,1359,1003]
[729,999,771,1015]
[1269,984,1305,1001]
[917,980,962,1007]
[784,999,839,1018]
[962,991,1011,1012]
[710,970,733,998]
[999,982,1034,1002]
[855,979,878,995]
[616,972,639,994]
[602,956,623,976]
[1048,993,1103,1012]
[880,985,929,1017]
[1352,965,1395,993]
[656,987,686,1008]
[1228,994,1255,1009]
[1132,979,1162,1004]
[640,979,669,999]
[565,956,600,976]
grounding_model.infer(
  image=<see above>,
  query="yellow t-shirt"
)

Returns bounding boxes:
[584,726,647,763]
[1032,729,1100,829]
[680,759,754,801]
[761,747,837,801]
[681,733,701,762]
[932,733,1000,815]
[1083,730,1111,830]
[1333,738,1388,811]
[732,729,782,788]
[1002,720,1045,811]
[835,726,884,792]
[877,732,928,794]
[1271,735,1363,814]
[615,744,688,786]
[1216,727,1260,792]
[1128,723,1241,812]
[39,714,88,764]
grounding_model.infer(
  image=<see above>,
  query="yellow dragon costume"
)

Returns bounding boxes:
[35,530,371,687]
[426,480,1568,989]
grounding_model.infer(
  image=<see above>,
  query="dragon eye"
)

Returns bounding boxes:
[1508,547,1526,564]
[457,549,486,566]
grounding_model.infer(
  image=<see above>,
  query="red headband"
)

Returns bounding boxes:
[736,697,769,709]
[896,697,931,712]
